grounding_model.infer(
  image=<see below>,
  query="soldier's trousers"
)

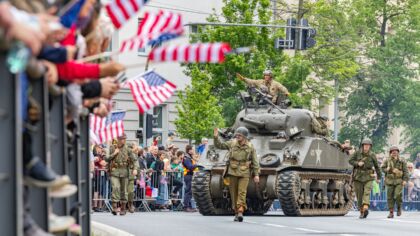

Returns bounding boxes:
[228,175,250,211]
[386,184,403,209]
[111,176,128,203]
[128,179,135,202]
[353,180,373,209]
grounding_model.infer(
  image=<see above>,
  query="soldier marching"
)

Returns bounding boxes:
[105,133,138,216]
[381,146,409,218]
[349,138,382,219]
[213,127,260,222]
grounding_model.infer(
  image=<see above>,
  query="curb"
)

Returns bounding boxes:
[92,221,135,236]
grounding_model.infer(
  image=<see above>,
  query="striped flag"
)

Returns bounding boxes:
[105,0,150,29]
[148,43,232,63]
[127,71,176,114]
[90,110,126,144]
[120,10,184,52]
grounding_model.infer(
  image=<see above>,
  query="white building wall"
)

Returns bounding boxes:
[110,0,224,147]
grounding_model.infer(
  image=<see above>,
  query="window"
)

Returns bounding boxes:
[138,106,163,128]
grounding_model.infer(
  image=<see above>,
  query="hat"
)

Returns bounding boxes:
[117,133,127,139]
[168,131,175,137]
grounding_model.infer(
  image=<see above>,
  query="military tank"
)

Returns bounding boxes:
[192,87,354,216]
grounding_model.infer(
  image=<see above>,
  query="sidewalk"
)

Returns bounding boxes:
[92,221,134,236]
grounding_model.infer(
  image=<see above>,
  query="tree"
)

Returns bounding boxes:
[185,0,359,126]
[339,0,420,154]
[174,66,225,144]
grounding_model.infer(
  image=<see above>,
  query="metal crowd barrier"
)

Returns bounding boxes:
[92,170,185,212]
[0,56,92,235]
[368,176,420,211]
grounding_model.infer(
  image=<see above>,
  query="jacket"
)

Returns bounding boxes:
[349,150,382,182]
[381,156,409,185]
[214,135,260,177]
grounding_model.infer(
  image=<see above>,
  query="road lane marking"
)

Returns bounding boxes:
[263,223,286,228]
[383,219,420,224]
[294,227,325,233]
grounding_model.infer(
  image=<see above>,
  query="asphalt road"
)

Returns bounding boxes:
[92,211,420,236]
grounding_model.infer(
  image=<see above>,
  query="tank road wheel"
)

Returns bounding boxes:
[277,171,354,216]
[277,171,302,216]
[192,171,232,215]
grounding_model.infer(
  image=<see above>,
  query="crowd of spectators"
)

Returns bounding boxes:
[0,0,134,234]
[91,134,205,213]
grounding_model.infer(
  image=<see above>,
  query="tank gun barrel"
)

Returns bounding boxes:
[240,117,265,128]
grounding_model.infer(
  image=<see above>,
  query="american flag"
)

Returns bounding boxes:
[105,0,150,29]
[89,110,126,144]
[126,71,176,114]
[120,10,184,52]
[148,43,232,63]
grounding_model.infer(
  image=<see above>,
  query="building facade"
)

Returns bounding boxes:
[111,0,224,147]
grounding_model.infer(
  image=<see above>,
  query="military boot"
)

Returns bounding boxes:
[111,202,118,215]
[237,206,244,222]
[397,207,402,216]
[359,208,364,219]
[120,202,127,216]
[387,209,394,218]
[128,202,135,213]
[362,204,369,218]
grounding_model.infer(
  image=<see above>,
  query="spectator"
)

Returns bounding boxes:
[146,145,158,169]
[154,151,170,209]
[407,162,415,201]
[170,151,184,198]
[92,144,107,212]
[183,145,197,212]
[166,131,176,148]
[197,137,208,155]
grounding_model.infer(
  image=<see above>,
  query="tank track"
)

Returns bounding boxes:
[193,170,273,216]
[192,171,229,215]
[277,171,353,216]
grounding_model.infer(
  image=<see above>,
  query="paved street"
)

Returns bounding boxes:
[92,211,420,236]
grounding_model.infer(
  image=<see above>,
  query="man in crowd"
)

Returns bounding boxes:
[381,146,409,218]
[213,127,260,222]
[197,137,208,155]
[106,133,137,216]
[236,70,289,103]
[349,138,382,219]
[183,145,197,212]
[146,145,158,169]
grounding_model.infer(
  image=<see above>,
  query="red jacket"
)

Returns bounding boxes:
[56,61,100,81]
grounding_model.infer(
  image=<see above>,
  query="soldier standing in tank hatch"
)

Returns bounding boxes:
[381,146,409,218]
[236,70,289,103]
[349,138,382,219]
[105,133,137,216]
[213,127,260,222]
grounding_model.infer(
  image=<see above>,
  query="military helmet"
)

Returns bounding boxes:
[263,69,273,76]
[234,127,249,138]
[361,138,372,146]
[389,145,400,153]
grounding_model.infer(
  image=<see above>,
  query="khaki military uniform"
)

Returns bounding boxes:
[381,156,409,210]
[243,78,289,103]
[214,136,260,212]
[349,150,382,209]
[106,145,137,207]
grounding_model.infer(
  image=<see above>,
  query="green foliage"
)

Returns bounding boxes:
[340,0,420,154]
[174,66,225,144]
